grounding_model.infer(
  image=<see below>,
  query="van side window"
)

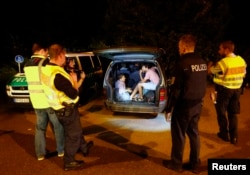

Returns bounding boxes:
[79,56,93,74]
[91,56,102,70]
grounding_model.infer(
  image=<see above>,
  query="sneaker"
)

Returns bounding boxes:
[37,156,45,161]
[137,97,144,102]
[58,152,64,157]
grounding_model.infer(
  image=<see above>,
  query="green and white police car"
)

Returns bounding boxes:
[6,72,30,105]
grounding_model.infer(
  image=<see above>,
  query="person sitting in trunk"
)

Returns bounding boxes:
[130,64,159,101]
[115,74,132,101]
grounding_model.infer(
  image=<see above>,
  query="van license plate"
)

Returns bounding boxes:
[14,98,30,103]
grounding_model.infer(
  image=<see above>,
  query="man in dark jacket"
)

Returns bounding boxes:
[163,34,207,174]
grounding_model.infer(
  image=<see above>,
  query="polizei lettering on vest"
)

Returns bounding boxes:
[191,64,207,72]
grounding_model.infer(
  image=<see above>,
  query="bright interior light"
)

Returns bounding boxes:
[108,113,171,132]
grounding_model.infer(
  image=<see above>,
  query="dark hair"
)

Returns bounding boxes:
[66,57,74,64]
[32,42,47,53]
[118,74,125,79]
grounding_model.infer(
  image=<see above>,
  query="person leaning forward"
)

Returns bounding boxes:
[41,43,93,171]
[24,42,64,161]
[163,34,207,174]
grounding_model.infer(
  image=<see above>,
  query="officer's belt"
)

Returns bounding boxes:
[55,102,76,117]
[62,102,76,108]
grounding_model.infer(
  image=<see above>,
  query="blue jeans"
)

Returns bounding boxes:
[34,108,64,158]
[117,92,130,101]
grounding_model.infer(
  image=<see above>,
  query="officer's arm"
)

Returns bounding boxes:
[165,86,175,113]
[165,64,182,113]
[209,63,222,74]
[54,74,78,99]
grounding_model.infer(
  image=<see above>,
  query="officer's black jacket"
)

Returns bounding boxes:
[47,63,79,101]
[165,52,207,112]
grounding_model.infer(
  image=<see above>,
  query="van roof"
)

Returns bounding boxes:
[65,52,94,57]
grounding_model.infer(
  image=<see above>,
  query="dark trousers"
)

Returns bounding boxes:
[57,106,87,164]
[215,86,241,139]
[170,100,202,168]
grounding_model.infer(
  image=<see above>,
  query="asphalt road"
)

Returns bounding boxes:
[0,85,249,175]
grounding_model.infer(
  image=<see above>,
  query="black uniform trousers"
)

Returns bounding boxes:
[57,106,87,164]
[170,99,203,168]
[215,85,241,140]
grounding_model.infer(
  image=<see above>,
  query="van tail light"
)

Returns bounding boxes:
[159,88,166,102]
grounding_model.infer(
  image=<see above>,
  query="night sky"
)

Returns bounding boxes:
[226,1,250,45]
[2,0,105,45]
[1,0,250,58]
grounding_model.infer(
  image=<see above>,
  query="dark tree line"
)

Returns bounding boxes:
[99,0,235,61]
[1,0,249,66]
[1,0,250,97]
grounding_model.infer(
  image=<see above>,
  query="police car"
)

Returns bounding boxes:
[6,72,30,104]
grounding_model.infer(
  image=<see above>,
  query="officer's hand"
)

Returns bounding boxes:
[165,112,172,121]
[207,62,213,74]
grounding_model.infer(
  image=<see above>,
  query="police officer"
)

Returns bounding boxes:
[24,43,64,160]
[41,44,93,171]
[208,40,246,144]
[163,34,207,174]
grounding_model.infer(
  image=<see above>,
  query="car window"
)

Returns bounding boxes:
[91,56,102,70]
[79,56,93,74]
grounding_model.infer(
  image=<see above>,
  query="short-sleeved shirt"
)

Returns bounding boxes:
[115,80,126,94]
[144,68,159,85]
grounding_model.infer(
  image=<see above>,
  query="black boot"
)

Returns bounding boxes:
[64,160,84,171]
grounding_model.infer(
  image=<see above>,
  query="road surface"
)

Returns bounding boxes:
[0,85,249,175]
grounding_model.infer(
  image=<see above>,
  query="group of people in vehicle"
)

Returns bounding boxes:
[114,63,160,102]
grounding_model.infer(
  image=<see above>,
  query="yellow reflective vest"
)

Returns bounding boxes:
[24,55,50,109]
[213,55,246,89]
[41,65,79,110]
